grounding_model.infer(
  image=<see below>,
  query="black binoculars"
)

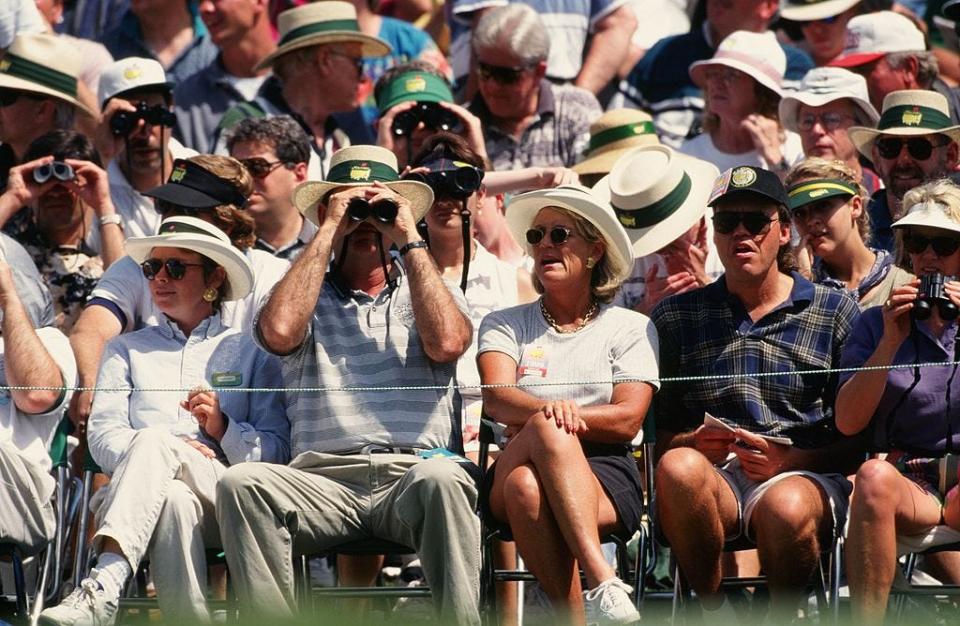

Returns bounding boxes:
[347,197,399,224]
[912,272,959,321]
[391,102,459,137]
[405,161,484,200]
[111,101,177,136]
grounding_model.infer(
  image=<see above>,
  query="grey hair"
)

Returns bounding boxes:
[53,100,76,130]
[472,4,550,65]
[886,51,939,89]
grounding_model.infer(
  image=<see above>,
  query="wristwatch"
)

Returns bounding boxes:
[99,214,123,229]
[399,240,429,256]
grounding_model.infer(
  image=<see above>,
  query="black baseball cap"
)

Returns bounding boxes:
[707,166,789,208]
[143,159,247,209]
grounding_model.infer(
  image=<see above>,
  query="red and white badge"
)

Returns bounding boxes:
[518,345,549,378]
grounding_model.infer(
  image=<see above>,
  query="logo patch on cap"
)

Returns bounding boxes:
[170,165,187,183]
[123,66,142,80]
[0,60,10,72]
[809,188,829,198]
[404,76,427,93]
[731,167,757,188]
[349,164,372,181]
[902,107,923,126]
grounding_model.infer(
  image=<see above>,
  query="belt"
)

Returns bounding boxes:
[358,444,422,455]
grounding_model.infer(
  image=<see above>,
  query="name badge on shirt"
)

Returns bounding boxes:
[518,345,549,378]
[211,372,242,387]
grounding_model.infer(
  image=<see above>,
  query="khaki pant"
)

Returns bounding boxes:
[217,452,481,625]
[0,442,55,555]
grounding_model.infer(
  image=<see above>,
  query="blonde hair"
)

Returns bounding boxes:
[784,157,870,241]
[897,179,960,264]
[186,155,256,250]
[529,207,626,303]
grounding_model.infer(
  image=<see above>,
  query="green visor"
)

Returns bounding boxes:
[787,178,858,210]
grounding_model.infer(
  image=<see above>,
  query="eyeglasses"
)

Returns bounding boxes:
[797,112,855,132]
[33,161,75,184]
[239,158,287,179]
[477,62,532,85]
[141,258,205,281]
[526,226,575,246]
[0,90,22,108]
[712,211,779,235]
[876,136,944,161]
[329,51,364,76]
[703,67,744,85]
[903,233,960,257]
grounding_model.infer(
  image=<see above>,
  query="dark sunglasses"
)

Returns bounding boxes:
[526,226,574,246]
[0,90,22,108]
[903,234,960,256]
[712,211,779,236]
[33,161,75,184]
[141,258,205,281]
[876,136,943,161]
[477,62,531,85]
[239,158,287,179]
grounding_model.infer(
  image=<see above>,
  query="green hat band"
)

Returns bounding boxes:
[377,71,453,113]
[327,159,399,184]
[279,19,362,46]
[613,172,691,230]
[158,221,221,238]
[787,178,858,209]
[878,105,953,132]
[586,121,656,155]
[0,53,77,97]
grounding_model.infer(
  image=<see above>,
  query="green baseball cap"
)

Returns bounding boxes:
[376,70,453,114]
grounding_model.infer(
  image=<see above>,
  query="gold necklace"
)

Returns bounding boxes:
[540,298,599,334]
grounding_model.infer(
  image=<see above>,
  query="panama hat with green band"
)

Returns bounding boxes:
[572,109,659,176]
[375,70,453,114]
[848,90,960,160]
[0,33,96,116]
[255,1,391,71]
[787,178,859,210]
[292,145,434,225]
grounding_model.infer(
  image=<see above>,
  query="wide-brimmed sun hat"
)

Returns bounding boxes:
[0,33,95,116]
[891,199,960,236]
[98,57,173,107]
[781,0,860,22]
[572,109,660,177]
[779,67,879,133]
[125,216,254,301]
[591,146,719,258]
[689,30,785,97]
[848,90,960,160]
[506,185,634,283]
[255,1,391,71]
[829,11,925,68]
[293,145,434,225]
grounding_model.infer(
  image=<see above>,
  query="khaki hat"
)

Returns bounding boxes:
[779,67,878,133]
[781,0,860,22]
[572,109,660,177]
[0,33,95,116]
[592,146,719,257]
[255,1,391,71]
[293,145,434,225]
[848,90,960,160]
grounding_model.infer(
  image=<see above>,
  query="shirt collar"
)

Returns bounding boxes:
[157,311,227,340]
[254,217,316,258]
[712,270,816,309]
[469,79,555,120]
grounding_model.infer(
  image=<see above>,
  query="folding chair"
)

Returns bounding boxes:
[891,526,960,618]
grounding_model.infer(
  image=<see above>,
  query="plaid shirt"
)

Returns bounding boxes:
[651,272,861,448]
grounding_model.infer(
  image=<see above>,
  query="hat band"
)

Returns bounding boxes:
[0,53,77,97]
[586,122,656,154]
[787,178,858,209]
[613,172,692,230]
[327,159,399,184]
[157,221,225,240]
[711,50,782,86]
[878,104,953,131]
[279,19,362,46]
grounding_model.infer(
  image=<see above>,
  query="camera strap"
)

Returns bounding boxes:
[459,199,471,294]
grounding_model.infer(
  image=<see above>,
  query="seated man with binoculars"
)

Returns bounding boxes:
[216,145,482,625]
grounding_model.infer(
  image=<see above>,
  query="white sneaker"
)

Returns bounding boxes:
[583,577,640,625]
[39,570,119,626]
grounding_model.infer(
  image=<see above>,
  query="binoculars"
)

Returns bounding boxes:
[33,161,74,184]
[110,101,177,136]
[391,102,459,137]
[405,161,484,200]
[912,272,959,321]
[347,197,399,224]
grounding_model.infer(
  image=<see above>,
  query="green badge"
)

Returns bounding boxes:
[211,372,242,387]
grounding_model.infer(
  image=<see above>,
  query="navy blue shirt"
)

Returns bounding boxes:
[867,189,895,254]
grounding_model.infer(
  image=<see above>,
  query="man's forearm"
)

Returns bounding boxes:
[4,292,62,412]
[403,246,471,362]
[574,7,637,94]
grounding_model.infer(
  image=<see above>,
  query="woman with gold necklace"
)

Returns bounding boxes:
[478,185,659,625]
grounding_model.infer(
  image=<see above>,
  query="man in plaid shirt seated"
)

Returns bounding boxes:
[650,165,862,619]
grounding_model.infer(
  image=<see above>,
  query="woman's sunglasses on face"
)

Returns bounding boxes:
[711,211,779,236]
[903,233,960,257]
[141,258,205,281]
[526,226,575,246]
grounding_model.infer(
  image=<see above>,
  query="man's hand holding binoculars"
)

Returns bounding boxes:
[323,183,422,248]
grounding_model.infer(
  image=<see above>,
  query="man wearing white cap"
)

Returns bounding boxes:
[97,57,197,240]
[829,11,960,122]
[779,67,881,192]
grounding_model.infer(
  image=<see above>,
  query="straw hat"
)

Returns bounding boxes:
[0,33,95,116]
[689,30,785,97]
[779,67,878,133]
[572,109,660,177]
[255,1,391,71]
[592,146,719,258]
[293,145,434,225]
[98,57,172,107]
[506,185,634,283]
[125,216,254,301]
[848,90,960,160]
[781,0,860,22]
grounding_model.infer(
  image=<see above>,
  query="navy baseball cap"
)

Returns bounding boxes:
[143,159,247,209]
[707,166,790,208]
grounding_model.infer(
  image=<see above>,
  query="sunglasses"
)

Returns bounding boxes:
[903,233,960,257]
[33,161,75,184]
[526,226,574,246]
[797,112,855,132]
[712,211,779,236]
[141,258,206,281]
[239,158,287,179]
[477,62,531,85]
[0,90,22,108]
[329,51,364,76]
[876,136,943,161]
